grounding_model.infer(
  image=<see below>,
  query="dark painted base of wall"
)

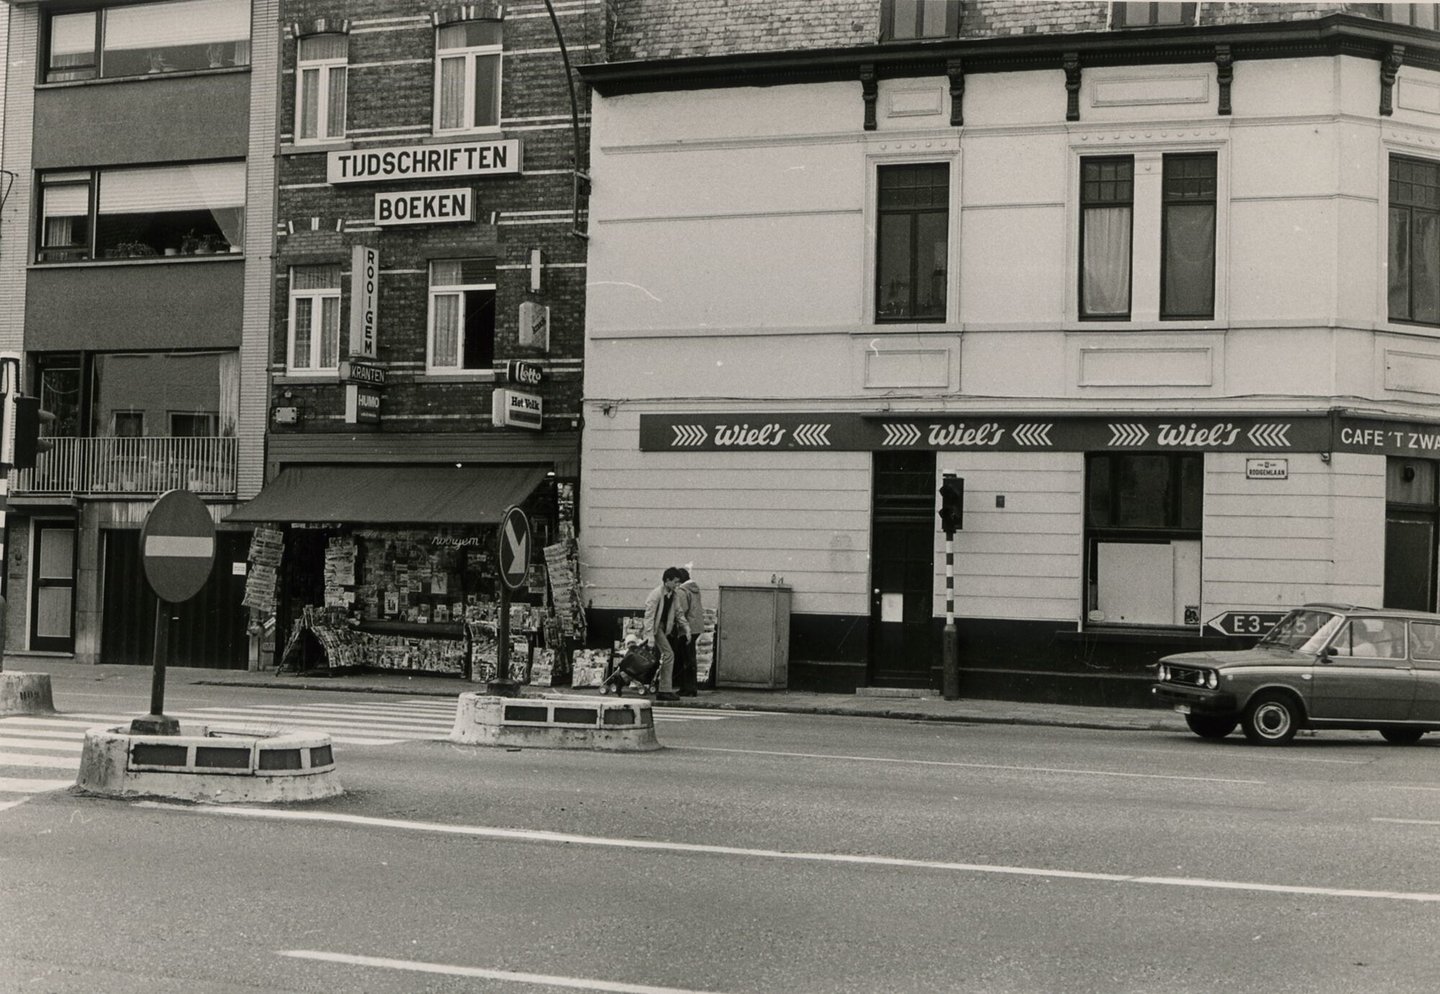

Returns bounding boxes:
[585,608,1244,708]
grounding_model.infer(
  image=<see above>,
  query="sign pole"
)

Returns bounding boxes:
[942,531,959,701]
[134,599,179,735]
[488,504,530,698]
[490,581,516,697]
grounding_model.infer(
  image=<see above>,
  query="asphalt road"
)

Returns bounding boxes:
[3,679,1440,993]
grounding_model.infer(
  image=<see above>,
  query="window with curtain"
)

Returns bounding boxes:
[289,266,342,373]
[880,0,961,40]
[1161,152,1216,319]
[428,259,497,371]
[90,352,233,437]
[1390,155,1440,326]
[296,33,348,142]
[38,162,246,262]
[1113,3,1197,27]
[1080,156,1134,319]
[434,20,502,134]
[44,0,250,82]
[875,162,949,322]
[1376,3,1440,29]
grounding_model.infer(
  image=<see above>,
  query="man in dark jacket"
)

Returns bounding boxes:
[673,567,703,696]
[642,567,686,701]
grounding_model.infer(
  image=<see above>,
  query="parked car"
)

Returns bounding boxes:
[1153,603,1440,745]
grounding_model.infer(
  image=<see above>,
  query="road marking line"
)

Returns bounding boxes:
[7,714,402,747]
[140,803,1440,904]
[0,736,82,752]
[1374,817,1440,825]
[678,746,1264,784]
[0,799,32,813]
[0,777,72,792]
[0,751,78,769]
[278,949,735,994]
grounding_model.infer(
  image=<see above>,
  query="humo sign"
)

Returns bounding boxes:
[375,188,472,226]
[327,141,521,183]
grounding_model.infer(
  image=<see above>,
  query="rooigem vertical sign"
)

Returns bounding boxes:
[348,245,378,359]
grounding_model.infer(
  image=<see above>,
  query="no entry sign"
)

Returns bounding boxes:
[497,506,531,592]
[142,489,216,603]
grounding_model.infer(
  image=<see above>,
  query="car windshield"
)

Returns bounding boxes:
[1258,609,1345,652]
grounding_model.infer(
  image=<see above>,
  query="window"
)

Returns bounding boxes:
[434,19,502,134]
[1377,3,1440,29]
[428,259,496,372]
[1080,157,1133,318]
[1161,153,1216,319]
[1334,618,1407,658]
[37,162,245,262]
[875,163,949,322]
[170,412,219,436]
[1113,3,1197,28]
[1389,155,1440,325]
[43,0,250,83]
[1085,453,1203,626]
[1080,152,1216,321]
[1385,457,1439,610]
[288,265,342,373]
[91,352,238,437]
[114,411,145,437]
[295,33,348,142]
[881,0,961,41]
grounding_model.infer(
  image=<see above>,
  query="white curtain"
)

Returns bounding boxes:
[431,294,460,367]
[438,56,466,130]
[105,0,249,50]
[1163,204,1215,316]
[1082,207,1132,316]
[218,351,239,436]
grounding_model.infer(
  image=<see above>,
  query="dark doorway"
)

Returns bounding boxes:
[1384,458,1438,612]
[100,528,249,667]
[869,451,937,687]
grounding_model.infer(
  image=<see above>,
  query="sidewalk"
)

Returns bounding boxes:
[6,655,1187,733]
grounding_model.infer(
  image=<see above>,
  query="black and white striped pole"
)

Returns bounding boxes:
[938,474,964,701]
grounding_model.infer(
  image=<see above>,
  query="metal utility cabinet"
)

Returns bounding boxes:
[716,584,791,689]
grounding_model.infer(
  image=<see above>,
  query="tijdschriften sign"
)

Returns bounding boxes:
[638,412,1440,453]
[327,141,521,183]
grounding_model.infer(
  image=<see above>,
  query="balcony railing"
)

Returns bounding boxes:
[10,436,238,497]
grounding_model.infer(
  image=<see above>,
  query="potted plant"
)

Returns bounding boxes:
[181,231,205,255]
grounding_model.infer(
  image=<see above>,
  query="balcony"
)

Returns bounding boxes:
[10,436,238,497]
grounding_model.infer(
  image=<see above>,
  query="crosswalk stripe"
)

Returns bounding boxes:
[0,751,78,769]
[0,777,73,792]
[187,706,447,732]
[168,709,445,736]
[0,736,82,752]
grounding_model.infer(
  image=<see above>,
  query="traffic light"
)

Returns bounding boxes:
[938,474,964,534]
[11,395,56,470]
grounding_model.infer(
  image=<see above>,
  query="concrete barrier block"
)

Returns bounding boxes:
[450,693,661,751]
[75,723,344,803]
[0,672,55,716]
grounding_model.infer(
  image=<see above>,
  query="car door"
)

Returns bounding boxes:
[1310,617,1416,721]
[1407,620,1440,722]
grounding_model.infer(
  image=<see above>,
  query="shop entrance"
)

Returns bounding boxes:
[1384,458,1439,611]
[868,451,937,688]
[100,528,249,667]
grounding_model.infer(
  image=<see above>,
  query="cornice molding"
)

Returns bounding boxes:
[581,14,1440,97]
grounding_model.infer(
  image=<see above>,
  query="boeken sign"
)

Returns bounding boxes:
[497,505,531,592]
[142,489,216,603]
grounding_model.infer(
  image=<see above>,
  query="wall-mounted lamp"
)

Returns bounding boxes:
[1319,452,1331,463]
[601,403,616,418]
[529,247,545,293]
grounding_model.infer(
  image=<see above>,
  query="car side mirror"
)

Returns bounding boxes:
[1320,645,1337,660]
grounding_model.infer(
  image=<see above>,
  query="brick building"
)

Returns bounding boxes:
[1,0,277,667]
[577,2,1440,703]
[225,0,597,675]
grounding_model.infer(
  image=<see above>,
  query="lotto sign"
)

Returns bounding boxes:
[141,489,216,603]
[497,506,531,592]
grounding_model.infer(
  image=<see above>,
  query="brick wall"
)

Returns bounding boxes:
[272,0,598,439]
[609,1,1380,61]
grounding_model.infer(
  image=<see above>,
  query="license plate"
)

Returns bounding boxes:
[1173,704,1191,715]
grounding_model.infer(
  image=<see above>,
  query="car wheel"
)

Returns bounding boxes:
[1379,727,1425,745]
[1242,691,1301,745]
[1185,714,1237,740]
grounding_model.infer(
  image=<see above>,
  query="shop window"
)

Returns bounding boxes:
[1081,152,1216,321]
[1085,453,1203,627]
[1385,457,1439,611]
[880,0,961,41]
[44,0,250,83]
[36,162,245,262]
[295,33,348,142]
[1389,155,1440,326]
[288,265,342,374]
[875,162,949,322]
[434,19,502,134]
[1112,3,1196,28]
[428,259,496,372]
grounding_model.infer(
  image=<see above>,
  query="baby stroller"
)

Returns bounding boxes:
[601,643,660,696]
